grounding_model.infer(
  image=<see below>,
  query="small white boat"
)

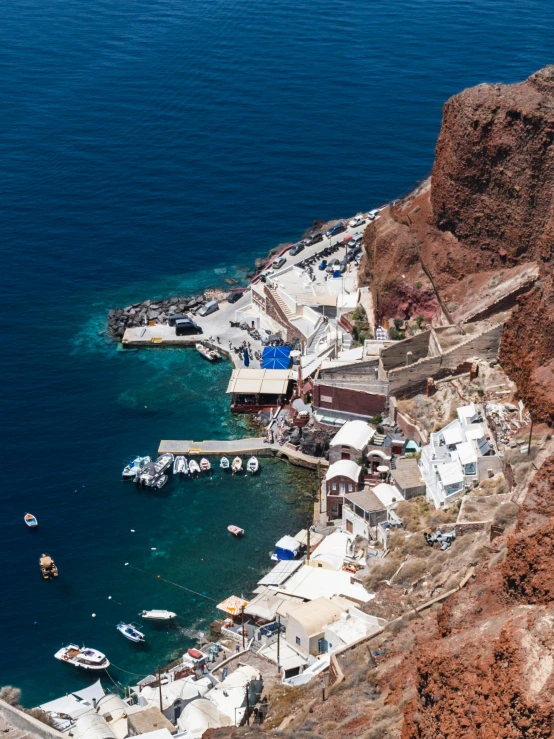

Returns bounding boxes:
[24,513,38,528]
[189,459,200,475]
[196,343,221,362]
[183,456,190,475]
[247,456,259,474]
[220,457,230,470]
[200,458,211,472]
[123,456,151,479]
[137,454,174,487]
[231,457,243,474]
[140,609,177,621]
[173,456,185,475]
[117,622,145,643]
[228,525,244,537]
[54,645,109,671]
[154,474,168,489]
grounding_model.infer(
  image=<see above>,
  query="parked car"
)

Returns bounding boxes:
[175,318,202,335]
[227,291,243,304]
[351,232,364,244]
[198,300,219,317]
[349,215,367,228]
[325,223,346,238]
[307,231,323,245]
[318,260,328,270]
[326,259,340,273]
[367,208,383,220]
[289,242,305,256]
[272,256,287,269]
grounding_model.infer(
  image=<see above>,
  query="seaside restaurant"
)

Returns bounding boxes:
[226,368,294,413]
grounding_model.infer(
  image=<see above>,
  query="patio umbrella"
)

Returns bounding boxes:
[243,349,250,367]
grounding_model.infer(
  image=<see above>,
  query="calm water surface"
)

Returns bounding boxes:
[1,0,553,704]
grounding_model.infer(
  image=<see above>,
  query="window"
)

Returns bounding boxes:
[341,451,350,460]
[296,636,301,645]
[331,482,337,492]
[348,483,353,492]
[346,520,353,534]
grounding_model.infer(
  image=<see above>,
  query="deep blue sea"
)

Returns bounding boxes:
[1,0,552,706]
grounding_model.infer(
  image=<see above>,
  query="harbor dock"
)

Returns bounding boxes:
[158,437,328,470]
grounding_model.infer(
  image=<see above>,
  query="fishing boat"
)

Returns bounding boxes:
[24,513,38,528]
[140,609,177,621]
[199,458,211,472]
[154,474,168,489]
[231,457,243,474]
[247,456,259,474]
[196,343,221,362]
[137,454,174,487]
[189,459,200,476]
[228,525,244,537]
[40,553,58,579]
[54,645,109,670]
[122,456,151,479]
[173,456,185,475]
[220,457,230,470]
[117,622,145,643]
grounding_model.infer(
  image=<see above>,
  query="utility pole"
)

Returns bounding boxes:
[245,681,250,726]
[157,666,163,714]
[307,527,311,563]
[277,614,281,674]
[241,605,245,650]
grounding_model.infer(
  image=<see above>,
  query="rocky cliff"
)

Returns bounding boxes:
[361,66,554,421]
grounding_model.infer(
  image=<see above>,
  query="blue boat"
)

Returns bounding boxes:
[24,513,38,528]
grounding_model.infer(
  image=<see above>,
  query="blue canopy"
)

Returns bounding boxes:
[261,346,291,370]
[243,349,250,367]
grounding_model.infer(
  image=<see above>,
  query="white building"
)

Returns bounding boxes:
[419,403,502,508]
[328,420,375,463]
[324,606,387,652]
[138,676,212,723]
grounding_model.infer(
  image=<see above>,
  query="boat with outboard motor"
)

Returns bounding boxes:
[173,456,186,475]
[220,457,230,470]
[54,644,110,670]
[247,456,259,474]
[200,458,211,472]
[196,343,221,362]
[231,457,242,474]
[117,622,145,643]
[189,459,200,476]
[137,454,174,487]
[40,553,58,579]
[24,513,38,528]
[123,456,151,479]
[140,609,177,621]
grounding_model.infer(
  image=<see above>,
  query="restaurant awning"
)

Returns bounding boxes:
[226,368,291,395]
[261,346,291,370]
[216,595,249,616]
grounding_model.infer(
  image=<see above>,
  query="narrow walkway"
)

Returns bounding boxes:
[158,438,328,470]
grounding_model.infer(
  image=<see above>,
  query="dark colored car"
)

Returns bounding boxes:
[325,223,346,238]
[175,318,202,336]
[168,313,188,327]
[307,231,323,245]
[289,242,305,256]
[227,291,243,304]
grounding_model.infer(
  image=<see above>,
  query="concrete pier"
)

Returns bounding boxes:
[158,438,328,470]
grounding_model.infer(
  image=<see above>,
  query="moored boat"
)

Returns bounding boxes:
[40,553,58,579]
[200,458,211,472]
[189,459,200,476]
[137,454,174,487]
[54,644,109,670]
[196,343,221,362]
[173,456,185,475]
[220,457,230,470]
[140,609,177,621]
[247,456,259,474]
[228,525,244,537]
[231,457,243,474]
[24,513,38,528]
[183,456,190,475]
[117,622,145,643]
[123,456,151,479]
[154,474,168,489]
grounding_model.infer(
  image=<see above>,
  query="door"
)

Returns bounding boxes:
[346,519,353,534]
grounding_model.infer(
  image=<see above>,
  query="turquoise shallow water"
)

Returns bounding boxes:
[2,0,554,708]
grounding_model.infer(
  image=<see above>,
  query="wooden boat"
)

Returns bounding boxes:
[54,644,109,670]
[196,343,221,362]
[117,622,145,643]
[24,513,38,528]
[140,609,177,621]
[247,456,259,474]
[228,525,244,537]
[200,458,211,472]
[231,457,243,474]
[220,457,230,470]
[40,553,58,579]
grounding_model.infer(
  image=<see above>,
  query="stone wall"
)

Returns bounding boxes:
[0,701,65,739]
[263,286,305,344]
[380,330,433,371]
[314,383,387,417]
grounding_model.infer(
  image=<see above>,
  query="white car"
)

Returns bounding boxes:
[272,256,287,269]
[349,215,367,228]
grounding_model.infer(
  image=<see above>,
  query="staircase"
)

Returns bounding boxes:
[268,286,295,321]
[307,319,328,352]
